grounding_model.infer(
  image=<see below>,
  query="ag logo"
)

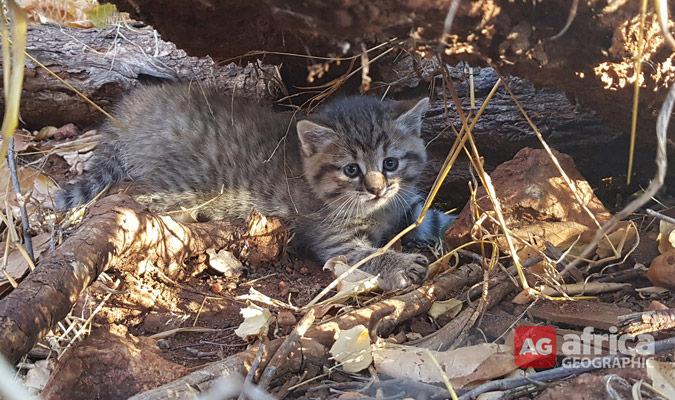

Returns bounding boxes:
[514,326,556,368]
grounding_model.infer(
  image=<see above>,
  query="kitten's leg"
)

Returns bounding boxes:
[300,228,429,290]
[402,202,456,244]
[342,243,429,291]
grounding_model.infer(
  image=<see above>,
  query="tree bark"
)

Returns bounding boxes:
[9,23,279,130]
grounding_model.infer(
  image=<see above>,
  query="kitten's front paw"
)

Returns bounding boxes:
[378,253,428,291]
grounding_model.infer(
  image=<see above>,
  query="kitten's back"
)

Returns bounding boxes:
[57,83,301,217]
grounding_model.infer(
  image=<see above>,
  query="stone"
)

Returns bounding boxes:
[445,147,611,247]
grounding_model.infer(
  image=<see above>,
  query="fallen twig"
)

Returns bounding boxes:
[258,309,316,391]
[238,344,265,400]
[413,279,516,350]
[621,309,675,335]
[7,137,34,262]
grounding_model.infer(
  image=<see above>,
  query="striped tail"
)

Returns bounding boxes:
[55,143,127,210]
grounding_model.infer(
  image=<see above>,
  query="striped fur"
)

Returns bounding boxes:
[56,83,453,290]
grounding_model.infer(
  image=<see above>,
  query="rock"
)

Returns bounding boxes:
[41,329,188,400]
[445,147,611,247]
[646,251,675,289]
[277,310,297,327]
[54,123,80,140]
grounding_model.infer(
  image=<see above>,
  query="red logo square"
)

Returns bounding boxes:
[514,326,557,368]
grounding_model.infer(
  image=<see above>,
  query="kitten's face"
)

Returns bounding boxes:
[297,97,429,217]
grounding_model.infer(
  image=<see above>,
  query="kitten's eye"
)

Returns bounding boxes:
[343,164,361,178]
[383,157,399,172]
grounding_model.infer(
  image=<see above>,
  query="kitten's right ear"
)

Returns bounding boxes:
[296,120,335,156]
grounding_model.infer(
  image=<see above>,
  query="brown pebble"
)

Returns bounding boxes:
[210,282,223,294]
[54,123,79,140]
[393,331,407,344]
[300,267,309,275]
[225,282,237,291]
[277,311,297,326]
[280,288,289,297]
[647,251,675,289]
[278,281,287,288]
[285,267,293,274]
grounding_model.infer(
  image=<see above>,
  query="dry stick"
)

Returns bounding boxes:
[448,268,490,350]
[305,78,502,307]
[655,0,675,52]
[414,279,516,351]
[238,343,266,400]
[443,70,531,293]
[7,138,34,262]
[646,208,675,225]
[132,266,483,399]
[459,337,675,400]
[258,309,316,391]
[626,0,649,185]
[546,0,579,41]
[559,77,673,275]
[0,0,26,163]
[621,309,675,335]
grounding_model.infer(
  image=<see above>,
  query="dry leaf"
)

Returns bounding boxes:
[21,0,97,28]
[329,325,372,373]
[646,359,675,398]
[657,220,675,255]
[373,342,517,388]
[315,256,378,306]
[12,130,33,152]
[35,126,58,141]
[206,248,243,278]
[0,232,52,286]
[500,221,589,259]
[0,165,59,214]
[595,221,638,259]
[24,359,52,391]
[428,299,463,320]
[234,303,272,339]
[61,151,94,175]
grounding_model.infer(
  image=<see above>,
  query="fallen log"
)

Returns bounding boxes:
[11,23,278,130]
[0,194,286,364]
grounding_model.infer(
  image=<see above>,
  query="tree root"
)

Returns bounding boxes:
[0,194,286,364]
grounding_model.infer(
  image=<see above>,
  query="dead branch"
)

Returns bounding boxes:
[307,263,484,346]
[0,194,285,364]
[258,309,316,390]
[129,338,327,400]
[413,280,516,350]
[621,309,675,336]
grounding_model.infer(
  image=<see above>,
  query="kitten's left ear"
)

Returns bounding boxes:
[395,97,430,135]
[296,119,336,157]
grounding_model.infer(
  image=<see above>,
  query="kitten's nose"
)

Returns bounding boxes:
[364,172,387,197]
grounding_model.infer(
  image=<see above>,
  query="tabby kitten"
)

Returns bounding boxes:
[57,83,453,290]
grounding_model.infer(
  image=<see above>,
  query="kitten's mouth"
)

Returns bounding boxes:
[365,185,398,204]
